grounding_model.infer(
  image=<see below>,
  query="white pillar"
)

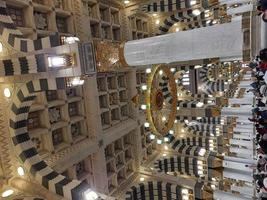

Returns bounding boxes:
[230,139,253,149]
[223,160,253,173]
[230,147,253,158]
[223,168,253,182]
[228,97,253,105]
[233,133,253,140]
[231,185,254,197]
[214,190,251,200]
[224,156,256,165]
[221,106,252,116]
[123,18,243,66]
[227,4,253,16]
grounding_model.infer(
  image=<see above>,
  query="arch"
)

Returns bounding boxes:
[0,1,60,53]
[9,78,89,200]
[125,181,194,200]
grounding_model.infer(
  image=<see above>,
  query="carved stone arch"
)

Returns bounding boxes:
[9,78,89,200]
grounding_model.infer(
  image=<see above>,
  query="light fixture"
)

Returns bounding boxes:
[175,28,179,32]
[17,166,25,176]
[198,148,206,156]
[192,9,201,16]
[190,0,197,5]
[177,107,180,111]
[83,189,98,200]
[140,177,145,182]
[182,195,189,200]
[196,102,204,108]
[157,139,162,144]
[1,189,14,198]
[198,165,204,170]
[162,116,166,122]
[61,36,80,44]
[197,160,203,165]
[155,19,160,25]
[48,55,73,68]
[159,70,163,75]
[212,20,217,24]
[164,145,168,150]
[181,189,189,194]
[152,13,157,17]
[171,68,176,72]
[67,77,85,87]
[146,68,152,73]
[174,119,178,123]
[181,129,185,133]
[124,0,130,4]
[205,9,210,13]
[150,134,156,140]
[163,153,167,157]
[169,130,174,135]
[206,20,211,24]
[141,85,147,90]
[144,122,150,128]
[184,120,189,124]
[164,137,169,142]
[141,104,147,110]
[3,88,11,98]
[194,65,202,69]
[205,13,210,17]
[0,42,3,52]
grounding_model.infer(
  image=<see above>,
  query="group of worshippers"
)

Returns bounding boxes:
[249,49,267,199]
[258,0,267,22]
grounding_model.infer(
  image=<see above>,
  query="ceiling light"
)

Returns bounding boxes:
[174,119,178,123]
[169,130,174,135]
[1,189,14,198]
[150,134,156,140]
[48,55,72,68]
[205,13,210,17]
[61,36,80,44]
[182,189,189,194]
[156,19,160,25]
[144,122,150,128]
[3,88,11,98]
[212,20,217,24]
[164,137,169,142]
[163,153,167,157]
[206,20,211,24]
[194,65,202,69]
[0,42,3,52]
[181,129,185,133]
[17,166,25,176]
[164,145,168,150]
[124,0,130,4]
[146,68,152,73]
[175,28,179,32]
[205,9,210,13]
[198,148,206,156]
[159,70,163,75]
[140,177,145,182]
[84,189,98,200]
[152,13,157,17]
[162,116,166,121]
[196,102,204,107]
[190,0,197,5]
[182,195,189,200]
[171,68,176,72]
[192,9,201,16]
[157,139,162,144]
[141,105,147,110]
[141,85,147,90]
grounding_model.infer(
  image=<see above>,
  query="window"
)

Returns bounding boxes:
[68,102,78,117]
[46,90,57,101]
[76,160,86,178]
[34,11,48,30]
[71,122,81,138]
[56,16,68,33]
[7,6,24,27]
[28,111,40,130]
[52,128,64,146]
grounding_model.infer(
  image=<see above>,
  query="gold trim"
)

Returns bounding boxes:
[146,64,177,136]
